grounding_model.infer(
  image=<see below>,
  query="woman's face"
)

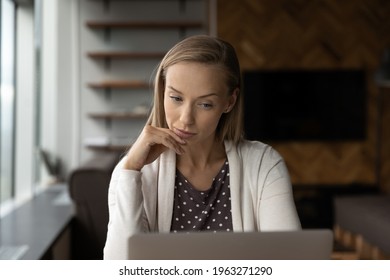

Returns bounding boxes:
[163,62,236,145]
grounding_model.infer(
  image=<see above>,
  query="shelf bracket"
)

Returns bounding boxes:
[104,88,112,101]
[104,118,112,130]
[104,58,111,72]
[179,0,187,12]
[102,0,110,12]
[104,28,111,42]
[179,27,187,39]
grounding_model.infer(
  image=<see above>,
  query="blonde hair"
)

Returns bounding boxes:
[147,35,243,144]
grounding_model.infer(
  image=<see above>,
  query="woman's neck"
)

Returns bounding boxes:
[176,138,227,191]
[177,138,226,170]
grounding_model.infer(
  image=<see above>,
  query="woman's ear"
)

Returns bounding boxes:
[225,88,239,113]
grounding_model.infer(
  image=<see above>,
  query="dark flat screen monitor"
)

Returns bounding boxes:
[243,69,367,141]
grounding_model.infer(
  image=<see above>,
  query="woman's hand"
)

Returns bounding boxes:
[124,125,186,171]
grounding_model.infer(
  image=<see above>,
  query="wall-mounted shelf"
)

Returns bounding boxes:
[86,20,204,40]
[83,136,132,152]
[86,20,204,29]
[87,51,165,69]
[89,0,195,14]
[88,80,150,89]
[85,144,128,152]
[87,51,165,59]
[88,112,148,120]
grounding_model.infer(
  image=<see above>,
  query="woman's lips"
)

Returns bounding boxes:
[174,128,196,139]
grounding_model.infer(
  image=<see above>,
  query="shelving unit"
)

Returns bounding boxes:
[87,81,150,89]
[80,0,209,159]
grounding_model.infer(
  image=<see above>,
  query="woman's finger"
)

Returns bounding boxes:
[145,126,186,151]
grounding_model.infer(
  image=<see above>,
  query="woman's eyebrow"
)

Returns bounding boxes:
[167,86,182,94]
[167,86,219,98]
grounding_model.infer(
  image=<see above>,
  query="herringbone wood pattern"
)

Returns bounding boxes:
[218,0,390,191]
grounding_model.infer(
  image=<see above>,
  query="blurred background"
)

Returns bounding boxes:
[0,0,389,260]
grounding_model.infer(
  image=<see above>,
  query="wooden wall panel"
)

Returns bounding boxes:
[217,0,390,191]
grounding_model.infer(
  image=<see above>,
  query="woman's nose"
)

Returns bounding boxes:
[180,104,195,125]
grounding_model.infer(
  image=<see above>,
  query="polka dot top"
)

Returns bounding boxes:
[171,160,232,233]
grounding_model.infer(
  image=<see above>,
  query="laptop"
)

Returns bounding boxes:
[128,229,333,260]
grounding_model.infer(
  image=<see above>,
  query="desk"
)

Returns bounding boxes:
[0,184,74,259]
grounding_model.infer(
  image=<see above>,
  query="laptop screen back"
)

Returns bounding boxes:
[128,229,333,260]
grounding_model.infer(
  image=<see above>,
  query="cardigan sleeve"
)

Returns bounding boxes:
[103,158,149,260]
[258,148,302,231]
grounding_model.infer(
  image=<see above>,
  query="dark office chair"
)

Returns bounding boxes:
[68,152,121,259]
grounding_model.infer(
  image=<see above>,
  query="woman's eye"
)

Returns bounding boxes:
[170,96,182,103]
[199,103,213,109]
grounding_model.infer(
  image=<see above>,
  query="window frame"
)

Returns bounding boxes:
[0,0,17,214]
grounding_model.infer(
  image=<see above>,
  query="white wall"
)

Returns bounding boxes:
[40,0,79,180]
[55,0,80,177]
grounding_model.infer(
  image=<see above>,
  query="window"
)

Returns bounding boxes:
[0,0,16,207]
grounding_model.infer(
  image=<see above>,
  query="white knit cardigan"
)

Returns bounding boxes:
[103,140,301,259]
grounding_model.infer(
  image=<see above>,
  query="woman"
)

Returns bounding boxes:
[103,35,301,259]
